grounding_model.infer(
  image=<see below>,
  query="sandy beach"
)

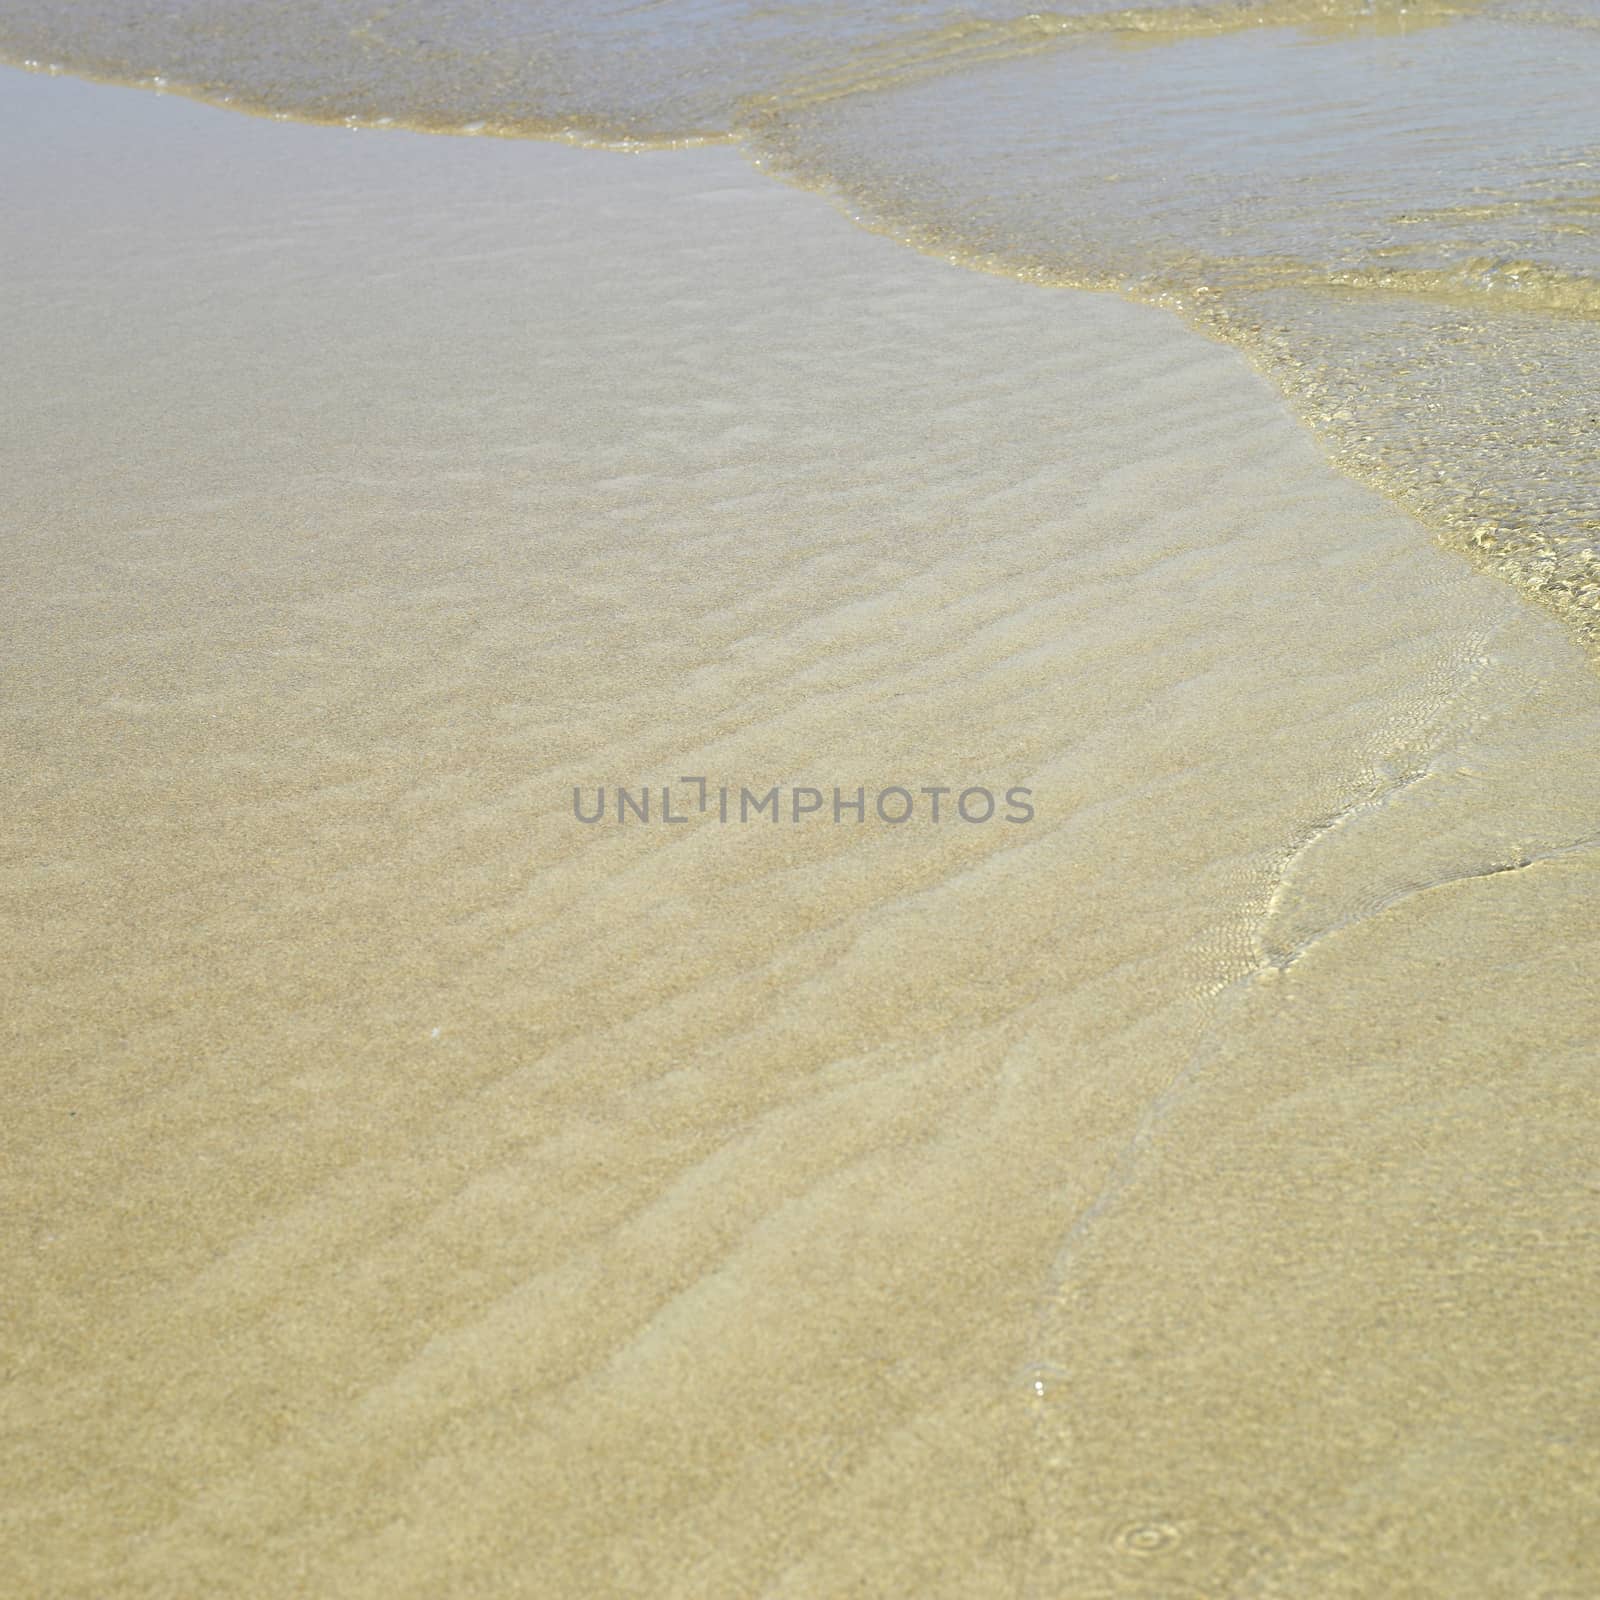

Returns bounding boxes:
[4,56,1599,1598]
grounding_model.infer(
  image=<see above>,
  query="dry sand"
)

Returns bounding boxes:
[3,68,1598,1597]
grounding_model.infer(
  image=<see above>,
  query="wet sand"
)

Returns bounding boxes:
[3,68,1598,1597]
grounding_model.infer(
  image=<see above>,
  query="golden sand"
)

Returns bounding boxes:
[3,69,1598,1597]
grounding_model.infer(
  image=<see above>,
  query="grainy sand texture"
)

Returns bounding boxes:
[3,67,1599,1599]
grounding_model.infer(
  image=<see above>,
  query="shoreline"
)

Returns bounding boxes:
[7,42,1599,669]
[5,64,1599,1597]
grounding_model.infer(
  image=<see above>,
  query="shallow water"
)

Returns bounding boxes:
[3,0,1599,648]
[5,15,1600,1600]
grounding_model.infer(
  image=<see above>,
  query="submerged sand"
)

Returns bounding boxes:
[3,68,1598,1598]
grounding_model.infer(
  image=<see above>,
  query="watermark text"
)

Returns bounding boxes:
[572,779,1035,826]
